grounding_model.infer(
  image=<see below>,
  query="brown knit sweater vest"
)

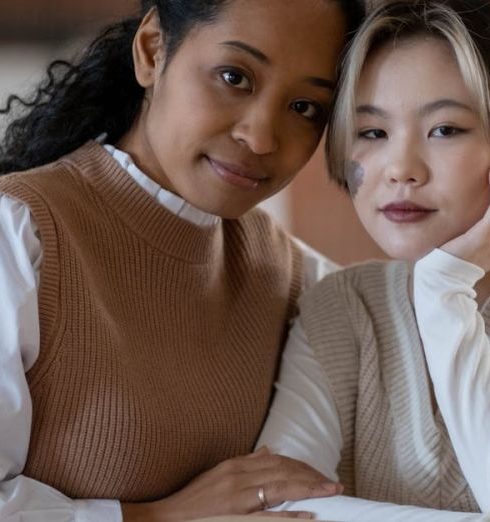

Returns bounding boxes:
[299,261,479,511]
[0,142,303,501]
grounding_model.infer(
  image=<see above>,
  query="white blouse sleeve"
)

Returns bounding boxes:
[414,248,490,513]
[255,319,342,481]
[0,194,121,522]
[257,305,488,521]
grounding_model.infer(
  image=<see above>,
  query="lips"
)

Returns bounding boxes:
[207,157,268,190]
[380,200,437,223]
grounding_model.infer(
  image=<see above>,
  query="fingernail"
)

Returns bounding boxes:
[247,446,268,457]
[322,482,343,494]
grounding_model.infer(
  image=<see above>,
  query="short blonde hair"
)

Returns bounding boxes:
[326,0,490,188]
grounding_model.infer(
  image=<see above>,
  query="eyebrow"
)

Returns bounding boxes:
[356,99,474,118]
[418,98,474,117]
[221,41,269,63]
[356,105,389,118]
[307,77,336,91]
[220,40,336,91]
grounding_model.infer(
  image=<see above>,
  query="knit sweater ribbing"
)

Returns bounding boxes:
[0,142,303,501]
[299,260,479,512]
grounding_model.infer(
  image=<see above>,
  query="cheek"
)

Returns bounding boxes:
[275,128,322,179]
[346,159,374,219]
[150,81,223,139]
[439,146,490,193]
[454,174,490,225]
[350,180,375,235]
[345,160,366,199]
[444,152,490,203]
[348,162,385,240]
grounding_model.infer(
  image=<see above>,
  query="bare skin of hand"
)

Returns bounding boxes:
[442,172,490,272]
[121,447,342,522]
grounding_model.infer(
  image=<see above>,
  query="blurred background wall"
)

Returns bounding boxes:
[0,0,386,265]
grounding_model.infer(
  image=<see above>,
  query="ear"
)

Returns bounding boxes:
[132,7,166,88]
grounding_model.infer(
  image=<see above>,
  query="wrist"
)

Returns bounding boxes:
[121,501,160,522]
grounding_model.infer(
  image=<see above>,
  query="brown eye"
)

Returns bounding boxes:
[291,100,322,121]
[359,128,387,139]
[221,69,252,90]
[430,125,462,137]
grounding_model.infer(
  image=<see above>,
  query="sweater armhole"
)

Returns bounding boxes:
[0,178,62,388]
[298,271,359,494]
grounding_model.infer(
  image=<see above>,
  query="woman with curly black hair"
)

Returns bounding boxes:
[0,0,363,520]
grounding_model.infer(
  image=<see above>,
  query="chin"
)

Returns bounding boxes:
[193,199,254,220]
[380,241,437,263]
[219,206,255,220]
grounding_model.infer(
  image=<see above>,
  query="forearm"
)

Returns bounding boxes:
[256,319,342,481]
[414,249,490,511]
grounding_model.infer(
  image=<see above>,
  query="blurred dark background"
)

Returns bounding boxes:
[0,0,137,41]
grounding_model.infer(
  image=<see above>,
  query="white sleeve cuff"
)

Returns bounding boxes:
[416,249,485,287]
[74,499,122,522]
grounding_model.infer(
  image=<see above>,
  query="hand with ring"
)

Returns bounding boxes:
[257,486,270,510]
[121,446,342,521]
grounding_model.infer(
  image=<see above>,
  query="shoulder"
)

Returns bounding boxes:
[0,141,99,185]
[236,208,334,264]
[297,260,411,371]
[0,144,99,210]
[0,147,84,191]
[229,206,301,256]
[299,259,408,330]
[302,259,396,301]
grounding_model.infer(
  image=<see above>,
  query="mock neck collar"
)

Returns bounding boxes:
[66,141,223,264]
[103,144,220,228]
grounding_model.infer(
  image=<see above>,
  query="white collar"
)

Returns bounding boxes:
[103,144,220,228]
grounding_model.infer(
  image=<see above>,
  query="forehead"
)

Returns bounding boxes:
[357,37,473,106]
[183,0,347,77]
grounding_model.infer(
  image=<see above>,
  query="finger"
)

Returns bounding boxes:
[239,453,328,477]
[249,479,343,508]
[238,454,332,488]
[214,454,335,504]
[246,446,271,458]
[260,454,328,476]
[251,511,313,519]
[202,450,272,479]
[209,451,319,481]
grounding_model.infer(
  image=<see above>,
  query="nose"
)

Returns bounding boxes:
[384,141,429,187]
[231,105,280,155]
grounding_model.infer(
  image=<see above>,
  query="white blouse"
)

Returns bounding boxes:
[257,250,490,521]
[0,145,337,522]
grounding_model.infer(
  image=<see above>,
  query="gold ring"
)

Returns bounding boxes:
[257,486,269,509]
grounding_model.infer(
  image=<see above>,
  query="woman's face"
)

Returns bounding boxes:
[349,37,490,261]
[121,0,346,218]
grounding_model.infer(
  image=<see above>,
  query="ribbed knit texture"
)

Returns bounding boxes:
[0,142,303,501]
[299,261,479,512]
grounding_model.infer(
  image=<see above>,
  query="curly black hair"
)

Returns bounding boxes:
[0,0,365,175]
